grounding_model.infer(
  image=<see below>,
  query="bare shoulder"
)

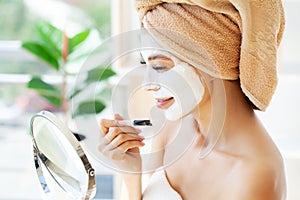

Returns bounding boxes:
[227,158,286,200]
[226,119,287,199]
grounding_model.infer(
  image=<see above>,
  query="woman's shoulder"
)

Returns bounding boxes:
[222,121,286,199]
[226,151,286,200]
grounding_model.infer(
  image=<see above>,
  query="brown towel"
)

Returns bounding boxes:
[135,0,285,111]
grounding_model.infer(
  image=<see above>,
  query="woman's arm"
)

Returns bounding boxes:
[98,114,145,199]
[118,129,166,200]
[121,119,171,200]
[121,173,142,200]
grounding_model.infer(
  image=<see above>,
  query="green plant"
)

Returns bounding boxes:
[22,21,116,118]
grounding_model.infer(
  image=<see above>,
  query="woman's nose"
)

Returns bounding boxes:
[142,82,161,91]
[142,65,161,91]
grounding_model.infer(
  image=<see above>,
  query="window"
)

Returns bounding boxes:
[0,0,111,118]
[0,0,113,199]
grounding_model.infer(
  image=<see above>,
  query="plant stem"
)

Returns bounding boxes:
[61,31,69,123]
[62,67,68,123]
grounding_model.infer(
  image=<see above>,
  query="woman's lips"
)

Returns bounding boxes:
[155,97,174,109]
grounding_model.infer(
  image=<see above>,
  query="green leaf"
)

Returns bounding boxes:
[27,77,62,107]
[95,87,112,102]
[86,68,116,83]
[69,67,111,99]
[68,41,111,63]
[41,95,62,107]
[73,100,105,117]
[27,77,60,94]
[22,42,60,70]
[36,21,63,58]
[69,30,90,54]
[68,88,83,99]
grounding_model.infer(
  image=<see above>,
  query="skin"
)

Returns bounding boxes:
[142,50,205,121]
[98,52,287,200]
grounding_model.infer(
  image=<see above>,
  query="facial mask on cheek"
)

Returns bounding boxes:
[141,50,205,120]
[172,61,205,104]
[153,61,205,120]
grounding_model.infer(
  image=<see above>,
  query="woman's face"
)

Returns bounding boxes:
[141,50,205,121]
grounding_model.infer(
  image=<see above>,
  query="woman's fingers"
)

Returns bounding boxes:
[99,116,145,160]
[117,140,145,153]
[114,113,124,120]
[109,133,144,150]
[104,126,141,142]
[103,129,144,151]
[99,135,145,160]
[100,119,120,134]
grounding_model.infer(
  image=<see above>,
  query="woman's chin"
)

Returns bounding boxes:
[163,106,196,121]
[163,108,183,121]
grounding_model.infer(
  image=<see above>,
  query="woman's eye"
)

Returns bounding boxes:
[152,65,168,72]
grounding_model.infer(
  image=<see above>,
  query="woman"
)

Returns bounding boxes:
[98,0,286,199]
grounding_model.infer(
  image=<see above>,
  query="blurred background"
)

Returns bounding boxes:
[0,0,299,199]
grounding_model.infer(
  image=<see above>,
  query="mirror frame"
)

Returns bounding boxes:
[30,110,96,199]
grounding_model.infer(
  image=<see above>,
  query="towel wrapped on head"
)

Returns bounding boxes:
[135,0,285,111]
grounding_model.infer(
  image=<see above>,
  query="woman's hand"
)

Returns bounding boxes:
[98,114,145,172]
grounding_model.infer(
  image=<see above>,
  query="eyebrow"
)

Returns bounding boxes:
[148,54,171,61]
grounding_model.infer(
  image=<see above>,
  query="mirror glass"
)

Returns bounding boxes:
[30,111,96,199]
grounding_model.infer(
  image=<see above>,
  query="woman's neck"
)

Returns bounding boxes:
[192,79,255,150]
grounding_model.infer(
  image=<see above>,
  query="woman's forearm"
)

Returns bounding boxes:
[121,173,142,200]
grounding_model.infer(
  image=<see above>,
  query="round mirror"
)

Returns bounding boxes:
[30,110,96,200]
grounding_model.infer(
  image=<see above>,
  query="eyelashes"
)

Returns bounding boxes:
[152,65,170,73]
